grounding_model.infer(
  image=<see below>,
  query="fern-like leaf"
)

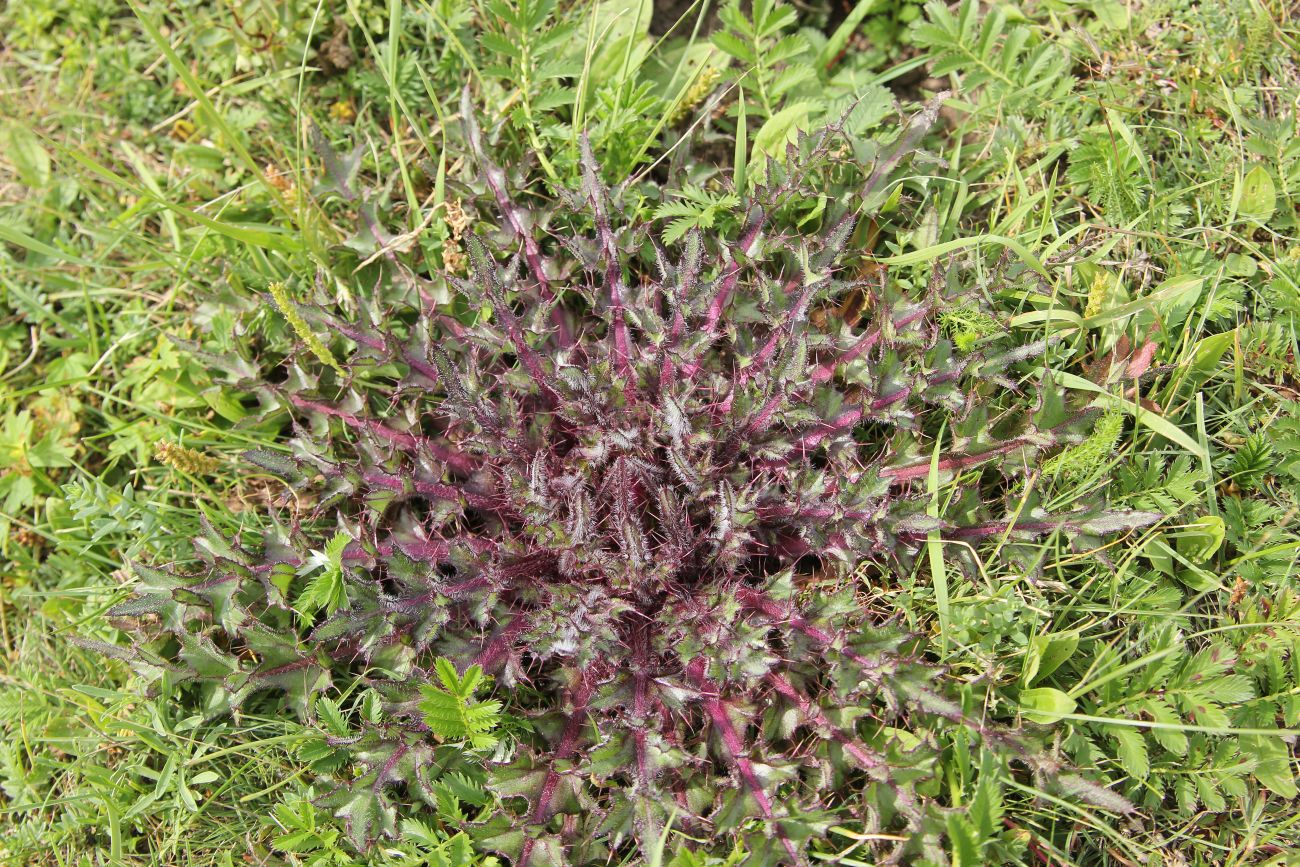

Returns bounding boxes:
[296,531,351,624]
[1227,432,1274,490]
[419,660,502,750]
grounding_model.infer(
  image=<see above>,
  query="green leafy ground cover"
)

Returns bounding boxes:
[1,0,1298,863]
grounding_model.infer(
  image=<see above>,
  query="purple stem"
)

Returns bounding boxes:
[764,672,884,772]
[373,743,409,792]
[472,616,529,673]
[253,656,318,680]
[519,670,594,866]
[584,136,633,384]
[943,520,1063,539]
[360,470,501,513]
[462,88,572,346]
[872,386,911,409]
[390,535,495,561]
[686,659,802,864]
[736,588,883,679]
[880,435,1034,483]
[738,281,810,386]
[744,392,785,437]
[793,406,863,452]
[658,306,685,395]
[323,317,385,351]
[631,623,654,793]
[809,307,928,385]
[289,395,476,475]
[679,217,768,383]
[403,348,443,383]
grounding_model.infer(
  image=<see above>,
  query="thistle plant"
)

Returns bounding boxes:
[112,103,1160,865]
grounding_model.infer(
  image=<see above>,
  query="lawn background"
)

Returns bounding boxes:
[2,0,1299,863]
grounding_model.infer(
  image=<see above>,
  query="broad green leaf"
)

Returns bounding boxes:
[711,31,754,64]
[419,659,501,749]
[243,448,304,482]
[927,421,950,655]
[26,432,76,468]
[296,531,351,622]
[877,233,1049,278]
[333,788,398,847]
[586,0,653,86]
[1022,632,1079,687]
[1238,164,1276,222]
[1190,331,1233,376]
[1142,698,1187,755]
[748,102,815,182]
[1240,735,1298,798]
[968,753,1004,840]
[1019,687,1076,724]
[1138,274,1205,332]
[1094,0,1130,28]
[1224,253,1258,277]
[1174,515,1225,563]
[4,125,52,187]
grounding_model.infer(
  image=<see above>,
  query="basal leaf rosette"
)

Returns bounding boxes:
[111,109,1158,865]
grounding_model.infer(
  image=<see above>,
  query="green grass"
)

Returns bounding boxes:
[2,0,1299,863]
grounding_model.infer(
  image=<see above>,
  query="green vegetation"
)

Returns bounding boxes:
[2,0,1298,864]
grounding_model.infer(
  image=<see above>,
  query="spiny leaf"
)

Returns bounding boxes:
[114,107,1144,863]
